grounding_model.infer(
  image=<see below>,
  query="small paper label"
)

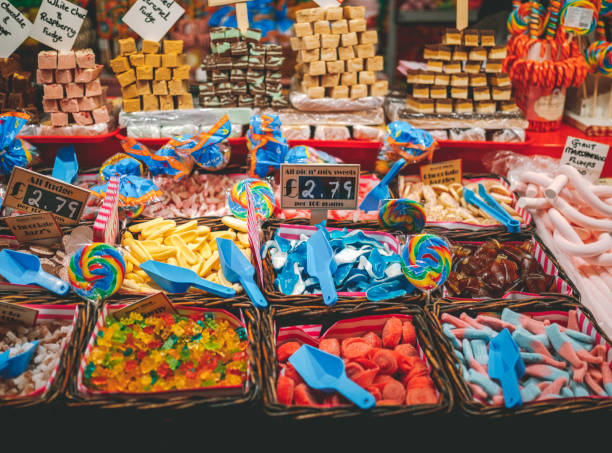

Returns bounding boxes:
[456,0,469,30]
[2,167,90,226]
[420,159,463,185]
[0,1,33,58]
[3,212,63,243]
[561,136,609,182]
[122,0,185,42]
[280,164,360,210]
[113,292,177,320]
[0,301,38,326]
[311,0,342,7]
[563,6,593,31]
[30,0,86,51]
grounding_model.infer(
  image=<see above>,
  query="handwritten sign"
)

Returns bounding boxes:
[2,167,90,227]
[122,0,185,42]
[113,292,177,320]
[420,159,463,185]
[0,301,38,326]
[0,1,32,58]
[280,164,360,210]
[30,0,86,51]
[3,212,63,243]
[561,136,609,182]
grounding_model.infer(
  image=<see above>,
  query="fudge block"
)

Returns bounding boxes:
[43,84,63,99]
[307,86,325,99]
[329,85,348,98]
[290,37,304,51]
[110,56,130,74]
[75,49,96,69]
[116,69,136,87]
[338,46,355,60]
[173,65,190,80]
[331,20,348,35]
[77,96,101,111]
[176,94,193,110]
[92,105,110,123]
[42,98,58,112]
[308,60,326,76]
[168,80,188,94]
[359,30,378,45]
[215,82,231,95]
[341,71,357,86]
[211,70,228,83]
[314,20,331,35]
[299,49,320,63]
[119,38,137,55]
[142,40,160,54]
[121,83,138,99]
[344,6,365,19]
[366,56,384,72]
[231,41,248,56]
[155,67,171,81]
[327,60,345,74]
[6,92,22,108]
[50,112,68,126]
[122,97,141,113]
[129,53,145,66]
[326,7,343,21]
[65,82,83,99]
[75,64,103,83]
[350,84,368,99]
[38,50,57,69]
[355,44,375,59]
[321,73,340,88]
[349,19,366,33]
[370,80,388,97]
[73,111,93,125]
[142,94,159,111]
[152,80,168,95]
[346,58,364,73]
[303,34,321,50]
[164,40,183,54]
[358,70,375,85]
[301,74,319,89]
[54,69,73,84]
[162,54,181,67]
[134,80,151,96]
[341,32,358,47]
[321,34,340,48]
[136,66,154,80]
[36,69,54,84]
[320,47,338,61]
[144,54,161,68]
[57,51,76,69]
[158,95,174,110]
[294,22,313,37]
[295,7,325,23]
[245,27,262,44]
[85,79,102,97]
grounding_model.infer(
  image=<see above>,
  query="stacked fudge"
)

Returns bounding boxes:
[110,38,192,113]
[38,49,110,127]
[291,5,388,100]
[0,55,38,121]
[405,28,518,114]
[199,27,288,108]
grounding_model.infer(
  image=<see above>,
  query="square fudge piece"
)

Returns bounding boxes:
[75,49,96,69]
[314,20,330,35]
[158,95,174,110]
[359,31,378,45]
[38,51,57,69]
[155,67,172,81]
[57,51,75,69]
[307,86,325,99]
[121,83,138,99]
[325,7,343,21]
[43,84,63,99]
[366,56,383,72]
[50,112,68,126]
[173,65,190,80]
[321,73,340,87]
[370,80,388,97]
[168,80,188,94]
[65,82,84,98]
[78,96,101,111]
[119,38,137,55]
[144,54,161,68]
[54,69,73,85]
[136,66,154,80]
[308,60,326,76]
[116,69,136,87]
[350,84,368,99]
[346,58,364,73]
[136,80,151,95]
[355,44,375,59]
[85,79,102,97]
[129,53,144,67]
[73,111,93,125]
[294,22,313,37]
[36,69,54,84]
[329,85,348,98]
[176,94,193,109]
[320,48,338,61]
[338,46,355,60]
[341,71,357,86]
[42,98,58,112]
[142,40,160,54]
[321,34,340,48]
[358,70,375,85]
[341,32,358,47]
[122,97,141,113]
[152,80,168,95]
[75,65,103,83]
[142,94,159,111]
[331,20,348,35]
[302,34,321,50]
[162,54,181,67]
[348,19,366,33]
[110,56,130,74]
[163,40,183,54]
[326,60,344,74]
[92,106,110,123]
[290,37,304,51]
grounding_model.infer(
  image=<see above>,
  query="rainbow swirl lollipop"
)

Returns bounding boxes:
[508,2,532,35]
[68,243,125,302]
[400,234,451,292]
[378,199,426,233]
[228,178,275,220]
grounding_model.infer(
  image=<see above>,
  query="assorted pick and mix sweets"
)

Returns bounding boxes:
[0,55,38,122]
[291,6,388,100]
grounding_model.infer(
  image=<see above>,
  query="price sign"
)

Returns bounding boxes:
[122,0,185,42]
[420,159,463,185]
[280,164,360,210]
[2,212,63,243]
[561,136,609,182]
[0,1,33,58]
[30,0,86,51]
[0,301,38,326]
[2,167,89,226]
[113,292,177,320]
[563,6,593,31]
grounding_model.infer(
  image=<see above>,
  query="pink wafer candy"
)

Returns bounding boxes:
[536,377,567,400]
[441,313,470,329]
[476,315,516,333]
[577,348,604,365]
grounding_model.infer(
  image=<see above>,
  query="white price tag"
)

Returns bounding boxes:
[29,0,86,51]
[0,1,32,58]
[561,136,610,182]
[563,6,593,31]
[122,0,184,42]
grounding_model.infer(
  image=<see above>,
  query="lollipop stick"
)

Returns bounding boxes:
[593,74,600,117]
[608,81,612,118]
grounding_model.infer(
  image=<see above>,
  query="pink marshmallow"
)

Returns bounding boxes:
[85,79,102,97]
[469,383,488,400]
[50,112,68,127]
[36,69,54,84]
[441,313,470,329]
[92,106,110,124]
[43,84,64,99]
[42,98,58,113]
[38,50,57,69]
[74,64,103,83]
[57,51,75,69]
[72,111,93,125]
[55,69,73,84]
[59,98,79,113]
[65,83,84,99]
[75,48,96,69]
[78,96,101,111]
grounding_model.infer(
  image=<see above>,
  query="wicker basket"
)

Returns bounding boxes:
[0,292,91,409]
[261,223,426,306]
[65,296,261,410]
[426,295,612,417]
[261,301,454,419]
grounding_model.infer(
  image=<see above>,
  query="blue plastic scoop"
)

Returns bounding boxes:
[0,340,39,378]
[0,249,70,295]
[463,184,520,233]
[306,229,337,306]
[289,344,376,409]
[216,238,267,309]
[359,158,406,212]
[489,328,525,409]
[140,260,236,298]
[52,145,78,184]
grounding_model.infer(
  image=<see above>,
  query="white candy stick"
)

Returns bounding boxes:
[545,174,568,199]
[559,165,612,216]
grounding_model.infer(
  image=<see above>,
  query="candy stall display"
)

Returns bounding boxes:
[0,55,39,123]
[430,297,612,416]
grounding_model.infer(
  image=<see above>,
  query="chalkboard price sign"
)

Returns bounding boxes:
[2,167,89,226]
[280,164,360,210]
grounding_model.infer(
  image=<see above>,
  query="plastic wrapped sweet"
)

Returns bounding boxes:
[491,128,526,143]
[200,123,243,138]
[247,113,289,178]
[121,138,191,181]
[259,107,386,127]
[0,112,35,175]
[313,125,351,141]
[289,82,385,113]
[427,130,449,141]
[281,125,311,140]
[376,121,437,175]
[449,128,487,142]
[352,125,386,141]
[160,124,199,137]
[284,146,341,165]
[171,116,231,171]
[119,108,253,130]
[126,124,161,138]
